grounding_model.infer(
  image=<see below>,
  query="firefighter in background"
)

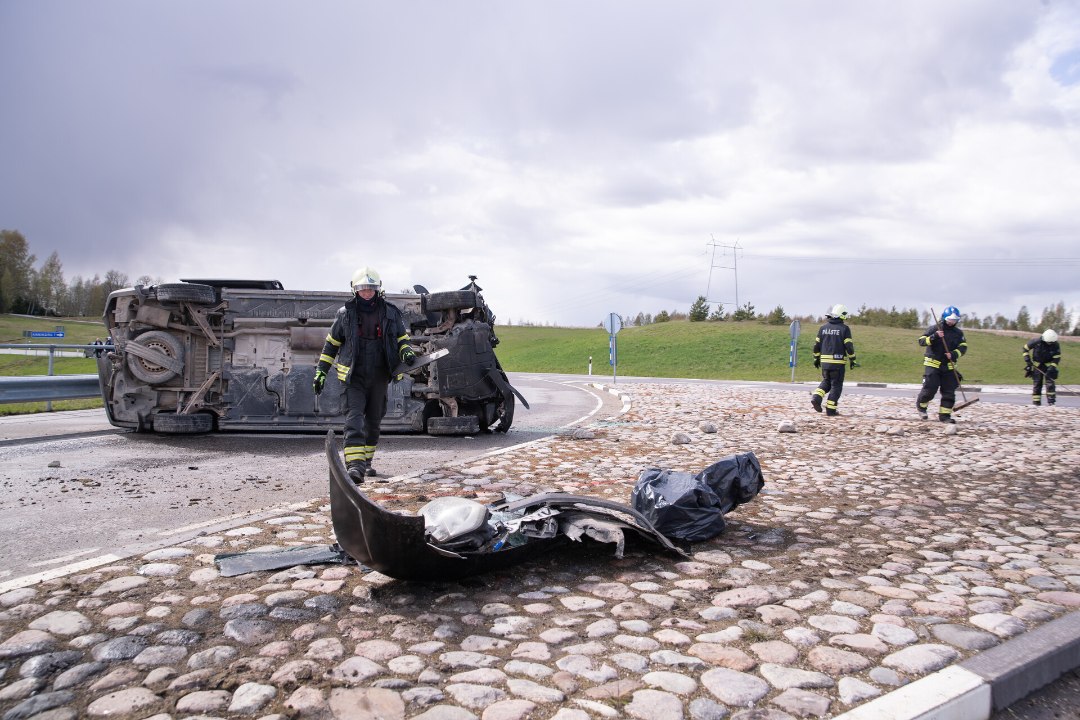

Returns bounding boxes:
[1023,329,1061,406]
[916,306,968,423]
[313,267,416,482]
[811,304,858,416]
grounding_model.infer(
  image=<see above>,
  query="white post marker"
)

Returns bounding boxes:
[603,313,623,384]
[789,319,801,383]
[588,355,592,376]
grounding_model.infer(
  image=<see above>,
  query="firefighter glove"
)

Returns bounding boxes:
[401,347,417,366]
[956,370,964,382]
[813,357,820,369]
[1048,366,1059,379]
[313,369,326,395]
[849,359,859,369]
[1024,367,1033,378]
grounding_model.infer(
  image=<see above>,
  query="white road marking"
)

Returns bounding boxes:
[27,548,101,567]
[0,554,126,594]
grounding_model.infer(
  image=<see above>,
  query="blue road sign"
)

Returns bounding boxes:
[29,331,65,338]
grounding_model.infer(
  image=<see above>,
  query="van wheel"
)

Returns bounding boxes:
[153,412,214,434]
[427,416,481,435]
[425,290,477,312]
[155,283,216,305]
[126,330,184,384]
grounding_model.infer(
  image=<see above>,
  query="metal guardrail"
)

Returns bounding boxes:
[0,342,110,357]
[0,375,102,403]
[0,344,106,407]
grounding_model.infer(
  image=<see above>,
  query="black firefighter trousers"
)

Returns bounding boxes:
[813,364,846,414]
[343,375,389,467]
[917,367,959,421]
[1032,365,1056,405]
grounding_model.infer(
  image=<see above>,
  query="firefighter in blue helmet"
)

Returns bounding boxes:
[1023,329,1061,406]
[313,267,416,482]
[811,304,858,416]
[916,306,968,423]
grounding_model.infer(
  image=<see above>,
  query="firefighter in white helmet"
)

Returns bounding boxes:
[1022,329,1061,406]
[811,304,858,416]
[313,267,416,481]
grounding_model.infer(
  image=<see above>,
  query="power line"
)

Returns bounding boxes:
[743,253,1080,267]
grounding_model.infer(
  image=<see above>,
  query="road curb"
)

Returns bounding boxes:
[589,381,632,414]
[833,610,1080,719]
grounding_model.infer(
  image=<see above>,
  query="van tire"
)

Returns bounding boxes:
[153,412,214,434]
[155,283,216,305]
[126,330,184,384]
[427,415,480,435]
[425,290,477,312]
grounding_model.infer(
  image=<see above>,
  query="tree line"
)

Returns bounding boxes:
[0,230,161,317]
[613,296,1077,334]
[4,230,1075,334]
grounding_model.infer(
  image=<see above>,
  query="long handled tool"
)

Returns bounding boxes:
[930,307,979,412]
[1030,364,1076,396]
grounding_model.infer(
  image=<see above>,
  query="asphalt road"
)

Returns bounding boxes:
[0,374,621,583]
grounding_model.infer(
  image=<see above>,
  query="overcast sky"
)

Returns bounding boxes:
[2,1,1079,328]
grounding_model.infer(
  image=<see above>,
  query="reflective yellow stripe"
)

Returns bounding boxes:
[335,363,349,381]
[924,357,941,368]
[344,445,376,461]
[319,353,336,365]
[821,358,846,365]
[326,334,342,347]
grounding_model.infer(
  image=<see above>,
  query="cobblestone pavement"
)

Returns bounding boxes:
[1,384,1078,720]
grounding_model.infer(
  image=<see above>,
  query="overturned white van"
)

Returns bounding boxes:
[97,278,524,434]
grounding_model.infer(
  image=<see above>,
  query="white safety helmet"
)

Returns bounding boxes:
[826,304,849,320]
[350,266,382,293]
[1042,329,1058,343]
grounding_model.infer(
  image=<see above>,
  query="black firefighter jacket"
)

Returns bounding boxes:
[317,296,410,385]
[1022,339,1061,369]
[813,318,856,366]
[918,324,967,371]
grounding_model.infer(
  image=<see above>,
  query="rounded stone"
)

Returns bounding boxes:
[86,687,160,716]
[882,644,959,674]
[930,624,999,650]
[27,611,92,636]
[91,636,148,662]
[701,667,769,705]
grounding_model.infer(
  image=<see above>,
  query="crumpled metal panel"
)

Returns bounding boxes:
[325,431,687,581]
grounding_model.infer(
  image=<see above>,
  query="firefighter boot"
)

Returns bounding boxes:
[346,461,367,483]
[811,393,823,413]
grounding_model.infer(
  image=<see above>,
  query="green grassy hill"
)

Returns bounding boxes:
[494,321,1076,386]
